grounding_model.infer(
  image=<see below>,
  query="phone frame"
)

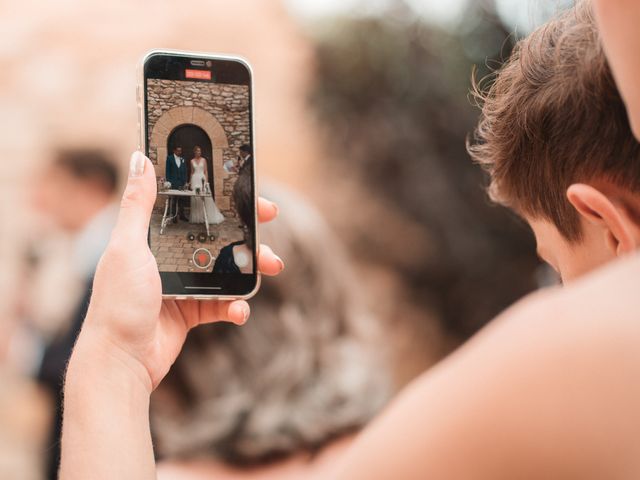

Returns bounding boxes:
[138,49,260,300]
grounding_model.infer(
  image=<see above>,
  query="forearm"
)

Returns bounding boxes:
[60,330,156,480]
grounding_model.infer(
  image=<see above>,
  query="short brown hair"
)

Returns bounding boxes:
[468,0,640,241]
[54,148,119,194]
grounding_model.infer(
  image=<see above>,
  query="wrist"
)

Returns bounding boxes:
[60,325,155,479]
[66,324,153,396]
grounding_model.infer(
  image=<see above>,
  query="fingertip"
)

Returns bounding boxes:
[258,244,284,276]
[258,197,279,223]
[269,254,285,274]
[113,152,155,243]
[129,151,147,178]
[229,301,250,325]
[128,152,156,187]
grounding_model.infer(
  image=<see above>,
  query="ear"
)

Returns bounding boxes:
[566,183,637,256]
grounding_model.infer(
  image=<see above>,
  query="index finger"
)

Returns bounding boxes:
[258,197,278,224]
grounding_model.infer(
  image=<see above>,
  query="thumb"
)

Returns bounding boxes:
[111,151,157,245]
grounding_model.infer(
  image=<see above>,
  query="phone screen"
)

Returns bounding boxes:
[143,52,258,297]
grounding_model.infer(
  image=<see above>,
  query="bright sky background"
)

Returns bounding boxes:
[284,0,574,33]
[284,0,470,27]
[494,0,573,34]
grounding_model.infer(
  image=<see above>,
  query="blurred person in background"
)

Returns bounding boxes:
[153,183,390,480]
[305,4,542,382]
[28,147,120,480]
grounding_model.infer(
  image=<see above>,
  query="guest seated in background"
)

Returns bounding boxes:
[165,146,188,222]
[213,168,253,273]
[189,146,224,225]
[153,183,390,480]
[30,147,120,480]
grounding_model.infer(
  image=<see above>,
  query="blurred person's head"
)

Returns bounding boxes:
[31,148,119,233]
[308,12,539,338]
[151,184,390,465]
[174,146,183,156]
[194,146,202,158]
[469,0,640,283]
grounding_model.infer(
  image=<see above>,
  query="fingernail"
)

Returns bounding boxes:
[129,151,146,177]
[275,255,284,272]
[240,304,250,325]
[271,201,279,216]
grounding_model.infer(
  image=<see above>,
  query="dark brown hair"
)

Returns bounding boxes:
[54,148,119,194]
[232,166,254,249]
[468,0,640,241]
[151,185,389,464]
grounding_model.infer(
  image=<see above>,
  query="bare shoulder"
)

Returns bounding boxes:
[337,255,640,480]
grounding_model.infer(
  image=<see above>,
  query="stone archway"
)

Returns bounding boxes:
[150,106,231,211]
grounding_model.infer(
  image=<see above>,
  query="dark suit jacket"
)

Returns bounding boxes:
[38,279,92,480]
[166,154,187,188]
[238,155,253,176]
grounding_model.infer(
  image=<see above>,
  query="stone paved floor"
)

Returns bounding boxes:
[150,213,244,272]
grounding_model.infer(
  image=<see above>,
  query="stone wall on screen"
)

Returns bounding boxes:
[146,79,250,217]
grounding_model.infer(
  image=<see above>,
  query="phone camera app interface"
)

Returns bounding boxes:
[146,61,254,275]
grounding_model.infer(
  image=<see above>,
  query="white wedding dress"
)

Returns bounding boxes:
[189,158,224,225]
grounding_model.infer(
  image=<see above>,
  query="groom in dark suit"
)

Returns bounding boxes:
[165,146,189,222]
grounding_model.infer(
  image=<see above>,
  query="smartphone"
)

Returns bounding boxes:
[138,50,259,299]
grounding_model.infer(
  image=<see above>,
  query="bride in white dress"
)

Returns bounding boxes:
[189,146,225,225]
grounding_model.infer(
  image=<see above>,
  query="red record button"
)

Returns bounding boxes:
[193,248,213,269]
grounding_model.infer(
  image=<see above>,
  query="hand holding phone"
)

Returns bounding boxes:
[75,151,281,391]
